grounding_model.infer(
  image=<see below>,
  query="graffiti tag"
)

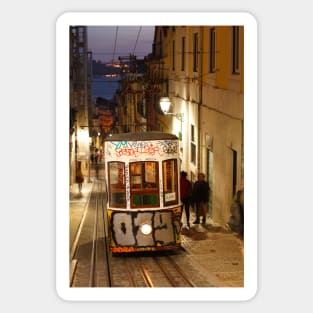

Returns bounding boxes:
[108,140,178,158]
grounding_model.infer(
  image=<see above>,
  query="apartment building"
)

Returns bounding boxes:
[69,26,93,185]
[150,26,244,225]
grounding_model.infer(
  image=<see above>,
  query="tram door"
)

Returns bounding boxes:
[206,149,213,217]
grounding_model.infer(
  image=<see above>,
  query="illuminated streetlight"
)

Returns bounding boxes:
[159,97,184,122]
[159,96,184,141]
[159,97,171,113]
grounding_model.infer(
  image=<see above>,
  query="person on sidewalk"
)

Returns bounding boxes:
[192,173,210,224]
[76,161,84,196]
[180,171,192,227]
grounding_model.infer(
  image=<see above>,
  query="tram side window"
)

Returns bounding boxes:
[130,161,159,208]
[108,162,126,207]
[162,159,178,206]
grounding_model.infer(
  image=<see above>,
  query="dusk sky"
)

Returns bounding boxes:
[88,26,155,63]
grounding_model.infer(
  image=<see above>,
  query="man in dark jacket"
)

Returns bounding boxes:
[192,173,209,224]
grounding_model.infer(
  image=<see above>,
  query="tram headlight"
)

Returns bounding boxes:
[140,223,152,235]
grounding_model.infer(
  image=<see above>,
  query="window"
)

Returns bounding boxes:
[162,159,178,206]
[160,31,163,57]
[191,125,196,164]
[172,40,175,71]
[181,37,185,71]
[130,162,159,208]
[209,28,216,73]
[193,33,198,72]
[232,26,240,74]
[191,124,195,141]
[108,162,126,207]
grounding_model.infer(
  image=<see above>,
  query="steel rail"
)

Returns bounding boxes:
[135,257,155,287]
[99,181,113,287]
[154,255,196,287]
[88,190,99,287]
[69,188,92,287]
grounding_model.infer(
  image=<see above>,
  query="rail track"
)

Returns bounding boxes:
[70,177,197,288]
[70,179,112,287]
[110,252,196,287]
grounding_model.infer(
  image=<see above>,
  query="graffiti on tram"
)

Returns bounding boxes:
[109,209,182,251]
[106,139,178,158]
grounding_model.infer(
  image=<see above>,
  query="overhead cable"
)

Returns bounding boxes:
[132,26,142,55]
[112,26,119,64]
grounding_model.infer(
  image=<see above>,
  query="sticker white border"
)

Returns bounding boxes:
[56,12,258,301]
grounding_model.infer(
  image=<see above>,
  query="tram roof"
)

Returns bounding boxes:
[104,131,178,142]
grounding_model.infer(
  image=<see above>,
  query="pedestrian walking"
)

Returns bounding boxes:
[192,173,210,224]
[98,150,103,162]
[180,171,192,227]
[76,161,84,196]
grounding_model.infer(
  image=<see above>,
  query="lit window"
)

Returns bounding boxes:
[108,162,126,207]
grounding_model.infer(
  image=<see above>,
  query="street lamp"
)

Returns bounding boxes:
[159,97,184,122]
[159,97,171,114]
[159,96,184,140]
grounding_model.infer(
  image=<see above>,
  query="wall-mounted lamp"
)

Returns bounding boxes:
[159,97,171,114]
[159,97,184,122]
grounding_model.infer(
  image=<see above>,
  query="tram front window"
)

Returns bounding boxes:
[130,161,159,208]
[162,159,178,206]
[108,161,126,207]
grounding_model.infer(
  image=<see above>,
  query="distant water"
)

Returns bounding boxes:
[92,76,119,101]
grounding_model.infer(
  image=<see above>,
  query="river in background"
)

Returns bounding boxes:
[92,76,120,101]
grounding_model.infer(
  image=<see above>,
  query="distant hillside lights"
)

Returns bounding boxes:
[102,73,119,78]
[105,63,124,69]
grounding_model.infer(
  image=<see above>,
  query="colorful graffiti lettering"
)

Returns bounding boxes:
[108,140,178,158]
[115,145,162,157]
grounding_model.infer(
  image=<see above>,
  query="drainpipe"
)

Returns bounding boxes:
[197,27,203,174]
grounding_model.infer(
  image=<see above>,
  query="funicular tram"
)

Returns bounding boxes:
[103,132,182,253]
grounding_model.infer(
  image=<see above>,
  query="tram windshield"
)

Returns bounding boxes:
[130,161,159,208]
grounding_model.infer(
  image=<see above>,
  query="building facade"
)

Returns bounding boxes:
[69,26,93,186]
[149,26,244,225]
[116,55,148,133]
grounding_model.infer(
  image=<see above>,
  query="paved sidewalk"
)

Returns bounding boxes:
[69,181,93,255]
[180,218,244,287]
